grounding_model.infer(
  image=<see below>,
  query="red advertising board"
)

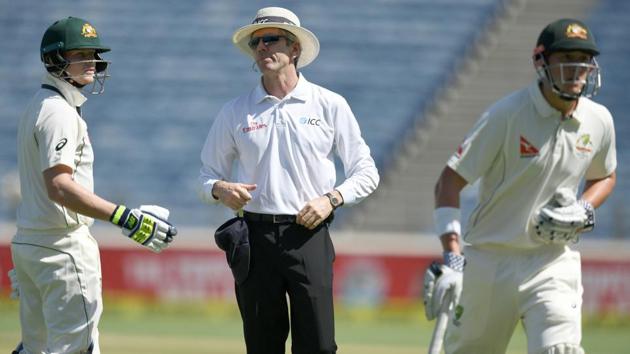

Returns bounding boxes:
[2,244,630,316]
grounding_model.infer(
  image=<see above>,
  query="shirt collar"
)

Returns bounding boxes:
[528,80,586,123]
[529,80,556,118]
[570,98,587,123]
[42,73,87,108]
[254,73,310,104]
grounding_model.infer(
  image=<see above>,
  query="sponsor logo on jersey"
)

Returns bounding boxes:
[242,122,268,133]
[299,116,321,126]
[576,133,593,153]
[55,138,68,151]
[520,135,539,157]
[81,23,98,38]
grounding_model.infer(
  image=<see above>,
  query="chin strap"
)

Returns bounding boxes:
[66,77,86,89]
[551,82,581,101]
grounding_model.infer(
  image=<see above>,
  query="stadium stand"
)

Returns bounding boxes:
[0,0,501,227]
[585,0,630,238]
[353,0,630,240]
[0,0,626,238]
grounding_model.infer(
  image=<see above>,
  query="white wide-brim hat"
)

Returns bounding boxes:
[232,7,320,69]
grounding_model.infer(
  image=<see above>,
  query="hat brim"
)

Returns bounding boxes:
[549,41,599,56]
[73,45,111,53]
[232,23,320,69]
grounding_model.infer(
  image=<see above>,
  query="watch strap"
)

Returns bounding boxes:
[325,192,340,210]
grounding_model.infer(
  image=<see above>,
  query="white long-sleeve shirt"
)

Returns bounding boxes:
[199,74,379,214]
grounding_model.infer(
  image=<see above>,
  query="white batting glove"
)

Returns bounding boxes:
[533,189,594,244]
[110,205,177,253]
[423,253,464,321]
[8,268,19,299]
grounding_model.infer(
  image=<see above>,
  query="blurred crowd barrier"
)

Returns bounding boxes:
[1,225,629,317]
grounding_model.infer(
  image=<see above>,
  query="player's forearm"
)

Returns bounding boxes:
[46,174,116,221]
[434,167,468,254]
[434,167,467,208]
[582,172,616,208]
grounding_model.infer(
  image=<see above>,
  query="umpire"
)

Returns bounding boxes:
[198,7,379,354]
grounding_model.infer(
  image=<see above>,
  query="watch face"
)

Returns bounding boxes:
[326,193,340,208]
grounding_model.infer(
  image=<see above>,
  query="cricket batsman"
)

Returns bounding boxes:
[424,18,616,354]
[9,17,177,354]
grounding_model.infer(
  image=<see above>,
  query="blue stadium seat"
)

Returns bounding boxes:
[584,0,630,238]
[0,0,500,226]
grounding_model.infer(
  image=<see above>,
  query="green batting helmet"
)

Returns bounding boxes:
[536,18,599,56]
[40,16,110,62]
[41,17,111,94]
[533,19,601,100]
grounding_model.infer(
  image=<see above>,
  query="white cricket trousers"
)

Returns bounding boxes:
[445,244,582,354]
[11,225,102,354]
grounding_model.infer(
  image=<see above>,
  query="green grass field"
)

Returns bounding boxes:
[1,297,628,354]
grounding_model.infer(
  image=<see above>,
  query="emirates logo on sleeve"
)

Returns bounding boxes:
[455,139,469,158]
[519,135,539,157]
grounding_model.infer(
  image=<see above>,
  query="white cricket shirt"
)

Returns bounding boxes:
[16,74,95,231]
[199,74,379,214]
[448,81,616,249]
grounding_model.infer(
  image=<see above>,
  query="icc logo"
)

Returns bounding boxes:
[299,117,321,126]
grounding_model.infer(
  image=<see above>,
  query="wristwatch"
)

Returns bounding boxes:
[325,192,342,210]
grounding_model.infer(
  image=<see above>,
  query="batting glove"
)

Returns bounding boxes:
[8,268,19,299]
[110,205,177,253]
[533,189,594,244]
[423,252,464,321]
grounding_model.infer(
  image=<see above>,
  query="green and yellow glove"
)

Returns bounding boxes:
[110,205,177,253]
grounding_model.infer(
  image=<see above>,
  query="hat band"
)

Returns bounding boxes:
[252,16,296,26]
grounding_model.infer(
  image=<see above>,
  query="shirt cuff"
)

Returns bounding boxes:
[335,184,356,206]
[198,179,220,204]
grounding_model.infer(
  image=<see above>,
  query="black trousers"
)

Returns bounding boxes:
[236,219,337,354]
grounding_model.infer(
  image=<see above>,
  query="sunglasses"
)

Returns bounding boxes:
[248,35,289,49]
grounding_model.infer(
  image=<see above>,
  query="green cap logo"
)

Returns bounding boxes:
[565,24,588,40]
[81,23,98,38]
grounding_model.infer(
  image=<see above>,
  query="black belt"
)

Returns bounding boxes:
[243,211,296,224]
